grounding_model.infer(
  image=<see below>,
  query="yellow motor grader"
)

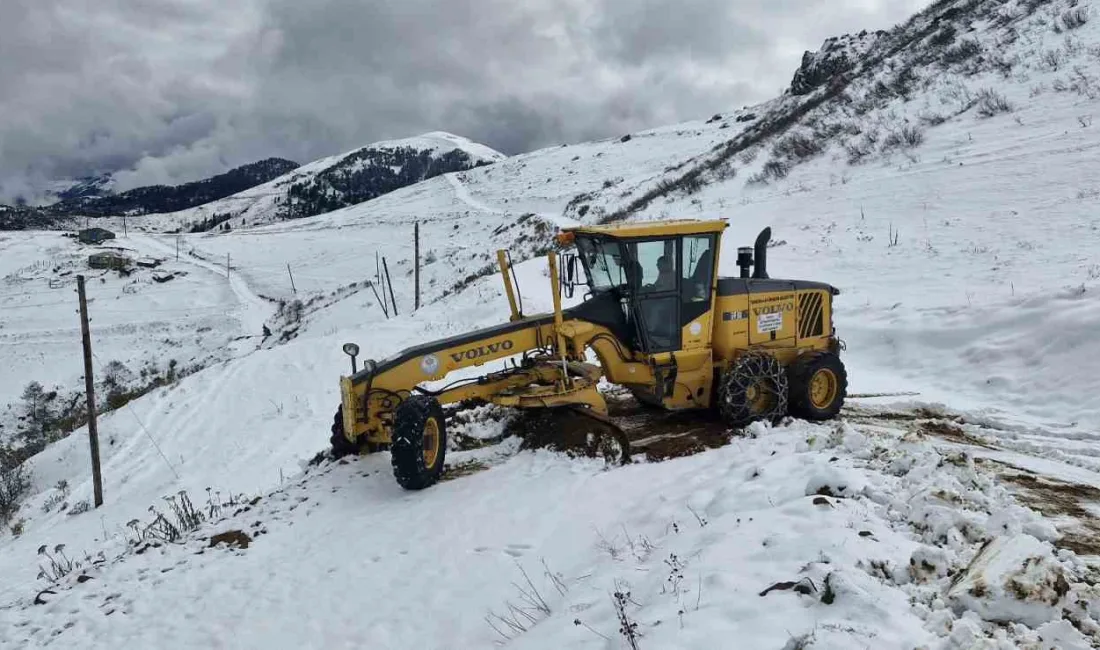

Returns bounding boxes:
[331,219,846,489]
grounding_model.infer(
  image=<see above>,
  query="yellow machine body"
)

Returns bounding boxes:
[336,218,842,456]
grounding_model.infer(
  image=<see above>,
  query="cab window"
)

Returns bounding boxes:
[681,236,714,302]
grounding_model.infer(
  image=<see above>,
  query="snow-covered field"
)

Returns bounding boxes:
[0,232,275,445]
[3,0,1100,647]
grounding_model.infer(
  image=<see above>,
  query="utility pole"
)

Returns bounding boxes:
[122,215,127,237]
[76,276,104,508]
[226,253,230,278]
[287,263,297,295]
[414,222,420,311]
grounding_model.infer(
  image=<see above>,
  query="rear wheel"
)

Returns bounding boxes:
[787,352,847,421]
[391,396,447,490]
[718,352,789,429]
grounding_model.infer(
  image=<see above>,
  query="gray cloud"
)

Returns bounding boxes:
[0,0,930,203]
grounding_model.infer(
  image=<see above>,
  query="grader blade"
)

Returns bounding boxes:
[512,404,632,466]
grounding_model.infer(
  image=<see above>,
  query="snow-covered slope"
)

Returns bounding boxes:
[3,0,1100,647]
[0,232,276,449]
[129,131,505,232]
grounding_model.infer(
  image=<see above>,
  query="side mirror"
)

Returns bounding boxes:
[562,253,578,298]
[342,342,360,373]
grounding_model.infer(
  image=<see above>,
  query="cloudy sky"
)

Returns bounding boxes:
[0,0,930,203]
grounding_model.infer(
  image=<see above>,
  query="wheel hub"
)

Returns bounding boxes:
[423,417,440,469]
[809,369,838,409]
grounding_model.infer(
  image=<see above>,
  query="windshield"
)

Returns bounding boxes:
[576,236,627,291]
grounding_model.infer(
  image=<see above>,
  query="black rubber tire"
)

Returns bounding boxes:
[391,396,447,490]
[330,405,360,458]
[718,352,789,429]
[787,352,848,421]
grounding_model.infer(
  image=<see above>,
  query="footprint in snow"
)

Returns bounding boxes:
[504,543,532,557]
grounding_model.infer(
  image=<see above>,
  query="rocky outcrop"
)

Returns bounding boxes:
[789,30,886,96]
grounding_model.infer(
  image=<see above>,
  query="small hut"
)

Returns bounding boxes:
[78,227,116,245]
[88,252,132,271]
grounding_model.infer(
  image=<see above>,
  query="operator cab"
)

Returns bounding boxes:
[559,220,727,355]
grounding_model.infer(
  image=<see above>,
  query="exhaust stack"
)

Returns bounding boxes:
[752,227,771,279]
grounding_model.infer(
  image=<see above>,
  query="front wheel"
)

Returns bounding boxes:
[787,352,847,421]
[391,396,447,490]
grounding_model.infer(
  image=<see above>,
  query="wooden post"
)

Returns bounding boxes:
[368,282,389,318]
[175,236,180,261]
[383,257,398,316]
[287,263,297,295]
[375,251,381,286]
[76,276,104,508]
[414,222,420,311]
[226,253,231,278]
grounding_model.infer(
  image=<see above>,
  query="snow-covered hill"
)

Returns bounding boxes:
[132,131,505,232]
[3,0,1100,647]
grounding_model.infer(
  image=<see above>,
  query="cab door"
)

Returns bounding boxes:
[679,234,717,350]
[629,238,681,354]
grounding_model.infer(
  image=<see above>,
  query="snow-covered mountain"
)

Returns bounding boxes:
[3,0,1100,648]
[145,131,505,232]
[45,174,117,205]
[44,158,301,219]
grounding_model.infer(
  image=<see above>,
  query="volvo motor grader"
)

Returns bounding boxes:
[331,219,847,489]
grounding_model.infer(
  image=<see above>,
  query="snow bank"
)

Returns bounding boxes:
[947,534,1071,627]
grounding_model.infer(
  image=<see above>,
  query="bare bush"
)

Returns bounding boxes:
[708,160,737,183]
[942,40,982,65]
[975,89,1014,117]
[772,132,824,161]
[747,160,791,185]
[918,111,948,126]
[883,125,925,150]
[485,562,554,642]
[0,462,32,525]
[1069,68,1099,99]
[1040,48,1064,71]
[990,53,1016,77]
[930,24,957,47]
[1057,7,1089,31]
[890,66,921,99]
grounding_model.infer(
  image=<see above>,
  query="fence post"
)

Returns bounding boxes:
[414,222,420,311]
[383,257,398,317]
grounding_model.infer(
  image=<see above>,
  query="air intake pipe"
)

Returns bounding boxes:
[737,247,753,278]
[752,227,771,279]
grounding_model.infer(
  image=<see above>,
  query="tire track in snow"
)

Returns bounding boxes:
[445,171,579,229]
[132,234,275,338]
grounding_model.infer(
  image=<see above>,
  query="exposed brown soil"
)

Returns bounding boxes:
[918,419,997,450]
[998,466,1100,557]
[509,407,629,464]
[841,404,962,424]
[209,530,251,549]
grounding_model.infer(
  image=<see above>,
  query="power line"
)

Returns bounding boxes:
[90,351,180,481]
[0,300,72,310]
